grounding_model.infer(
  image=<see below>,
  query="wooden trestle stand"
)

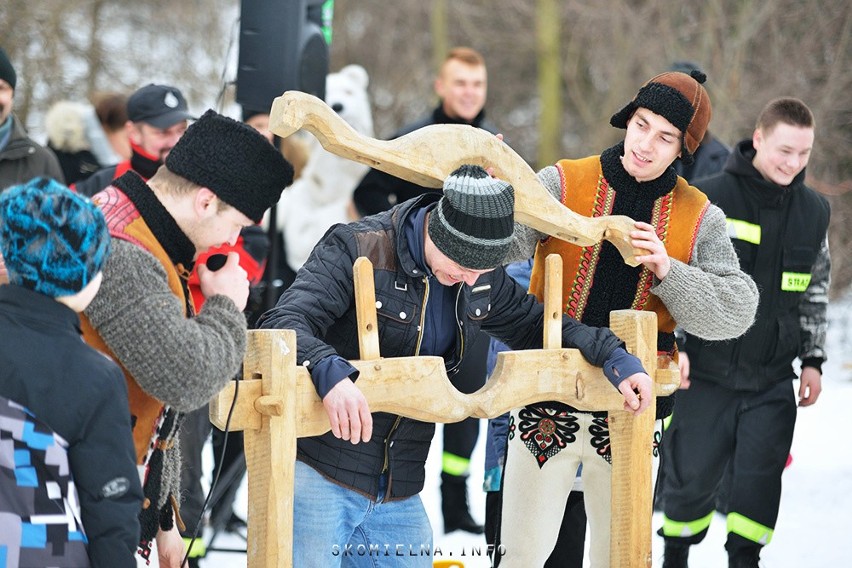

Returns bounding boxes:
[210,255,679,567]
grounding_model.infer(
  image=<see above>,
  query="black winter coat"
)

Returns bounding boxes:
[685,140,830,391]
[0,115,65,190]
[0,285,143,567]
[259,194,624,500]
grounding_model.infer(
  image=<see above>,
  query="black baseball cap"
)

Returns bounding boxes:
[127,84,195,128]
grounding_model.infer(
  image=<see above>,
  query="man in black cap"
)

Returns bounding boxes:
[78,109,294,566]
[74,83,195,196]
[257,164,653,567]
[0,45,64,190]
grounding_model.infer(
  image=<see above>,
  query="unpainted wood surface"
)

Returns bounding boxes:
[608,310,657,568]
[210,253,671,568]
[269,90,643,266]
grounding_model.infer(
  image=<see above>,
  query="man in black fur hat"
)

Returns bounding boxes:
[78,110,294,566]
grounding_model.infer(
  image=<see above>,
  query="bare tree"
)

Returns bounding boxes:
[2,0,850,292]
[536,0,562,169]
[0,0,235,129]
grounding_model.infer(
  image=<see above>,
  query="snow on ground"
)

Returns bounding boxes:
[202,294,852,567]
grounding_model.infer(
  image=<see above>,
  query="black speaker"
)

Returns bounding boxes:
[236,0,331,114]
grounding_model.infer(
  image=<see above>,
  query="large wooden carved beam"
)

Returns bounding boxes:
[209,255,673,567]
[269,90,642,266]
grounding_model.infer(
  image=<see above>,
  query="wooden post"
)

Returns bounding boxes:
[210,330,297,568]
[542,254,563,350]
[608,310,658,568]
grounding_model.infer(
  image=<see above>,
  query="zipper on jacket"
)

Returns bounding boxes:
[382,276,428,495]
[447,285,466,375]
[413,276,429,356]
[381,415,403,476]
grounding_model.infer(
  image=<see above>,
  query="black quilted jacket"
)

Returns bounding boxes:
[258,193,624,500]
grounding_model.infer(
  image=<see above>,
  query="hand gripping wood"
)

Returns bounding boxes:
[270,90,642,266]
[210,254,678,567]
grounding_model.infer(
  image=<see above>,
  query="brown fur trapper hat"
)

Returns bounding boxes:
[165,109,294,223]
[610,70,711,165]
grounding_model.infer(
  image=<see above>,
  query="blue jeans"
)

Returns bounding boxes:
[293,460,434,567]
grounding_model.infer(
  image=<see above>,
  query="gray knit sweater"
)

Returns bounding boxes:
[85,240,246,410]
[83,239,247,520]
[505,165,758,341]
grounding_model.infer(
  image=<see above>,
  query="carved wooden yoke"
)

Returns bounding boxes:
[269,90,643,267]
[210,255,678,568]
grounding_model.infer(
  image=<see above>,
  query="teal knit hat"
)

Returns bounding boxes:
[0,178,110,297]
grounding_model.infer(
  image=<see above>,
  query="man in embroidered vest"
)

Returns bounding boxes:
[79,109,294,567]
[493,70,759,567]
[658,98,830,568]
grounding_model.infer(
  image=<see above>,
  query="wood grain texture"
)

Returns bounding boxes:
[209,258,675,567]
[270,90,644,266]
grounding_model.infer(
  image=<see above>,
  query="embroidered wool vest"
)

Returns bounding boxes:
[529,156,709,353]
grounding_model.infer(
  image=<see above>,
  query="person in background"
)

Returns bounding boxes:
[354,46,497,534]
[669,60,731,182]
[74,83,194,196]
[353,46,496,216]
[0,45,64,190]
[79,110,293,566]
[654,60,733,517]
[177,107,277,566]
[258,164,653,567]
[659,97,830,568]
[242,108,274,144]
[45,100,120,184]
[93,91,132,163]
[494,69,759,567]
[0,177,143,567]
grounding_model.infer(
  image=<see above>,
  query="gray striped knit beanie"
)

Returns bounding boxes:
[427,165,514,270]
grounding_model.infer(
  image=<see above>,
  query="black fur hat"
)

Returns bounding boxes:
[165,109,294,223]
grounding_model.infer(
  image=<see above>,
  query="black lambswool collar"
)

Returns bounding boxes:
[578,142,678,337]
[112,172,196,269]
[601,142,677,203]
[431,104,489,128]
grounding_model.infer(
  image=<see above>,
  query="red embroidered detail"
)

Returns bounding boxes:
[517,405,581,468]
[94,186,145,249]
[686,200,711,264]
[567,175,614,320]
[632,192,673,310]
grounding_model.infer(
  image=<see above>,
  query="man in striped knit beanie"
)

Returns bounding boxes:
[257,164,653,567]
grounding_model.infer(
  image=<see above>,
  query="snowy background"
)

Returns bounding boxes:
[201,292,852,567]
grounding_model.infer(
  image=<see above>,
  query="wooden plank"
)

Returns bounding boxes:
[543,254,563,350]
[211,351,680,438]
[240,329,296,568]
[353,257,381,361]
[269,90,643,266]
[607,310,657,568]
